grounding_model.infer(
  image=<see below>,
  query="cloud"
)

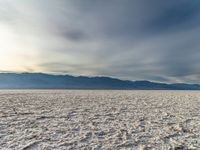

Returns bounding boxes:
[1,0,200,83]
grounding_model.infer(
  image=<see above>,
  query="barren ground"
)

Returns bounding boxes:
[0,90,199,149]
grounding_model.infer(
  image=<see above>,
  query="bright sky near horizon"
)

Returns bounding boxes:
[0,0,200,83]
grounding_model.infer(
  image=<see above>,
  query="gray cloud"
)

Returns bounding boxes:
[1,0,200,83]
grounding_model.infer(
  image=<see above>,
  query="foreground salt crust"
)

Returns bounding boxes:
[0,90,199,149]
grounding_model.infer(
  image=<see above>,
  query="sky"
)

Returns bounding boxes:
[0,0,200,83]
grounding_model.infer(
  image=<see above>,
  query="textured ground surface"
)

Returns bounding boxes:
[0,90,199,150]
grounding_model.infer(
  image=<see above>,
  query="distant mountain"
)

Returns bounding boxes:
[0,73,200,89]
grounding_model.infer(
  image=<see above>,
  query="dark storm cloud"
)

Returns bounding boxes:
[64,30,86,41]
[1,0,200,83]
[147,0,200,32]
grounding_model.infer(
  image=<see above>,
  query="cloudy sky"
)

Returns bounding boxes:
[0,0,200,83]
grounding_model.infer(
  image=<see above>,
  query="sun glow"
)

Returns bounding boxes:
[0,24,40,72]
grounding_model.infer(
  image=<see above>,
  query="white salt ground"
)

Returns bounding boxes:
[0,90,199,150]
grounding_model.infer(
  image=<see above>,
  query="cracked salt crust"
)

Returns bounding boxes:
[0,90,199,149]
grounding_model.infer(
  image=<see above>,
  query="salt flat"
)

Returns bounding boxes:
[0,90,199,150]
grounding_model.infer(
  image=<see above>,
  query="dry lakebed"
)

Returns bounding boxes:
[0,90,199,149]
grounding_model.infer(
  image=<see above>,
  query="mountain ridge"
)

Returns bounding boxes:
[0,72,199,90]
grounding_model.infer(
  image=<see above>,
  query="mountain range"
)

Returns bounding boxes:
[0,73,200,90]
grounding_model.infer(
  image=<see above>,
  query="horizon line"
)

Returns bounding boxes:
[0,71,197,85]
